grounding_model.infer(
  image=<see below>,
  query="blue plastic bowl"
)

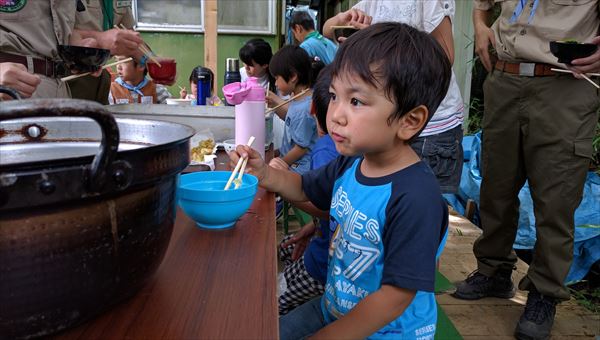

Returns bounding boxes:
[178,171,258,229]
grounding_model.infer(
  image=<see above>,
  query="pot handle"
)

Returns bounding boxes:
[0,85,22,100]
[0,98,119,193]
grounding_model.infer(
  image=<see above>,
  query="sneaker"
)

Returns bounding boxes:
[452,270,516,300]
[515,289,557,340]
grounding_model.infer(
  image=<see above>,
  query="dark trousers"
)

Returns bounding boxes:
[474,70,598,300]
[68,69,111,104]
[411,124,464,194]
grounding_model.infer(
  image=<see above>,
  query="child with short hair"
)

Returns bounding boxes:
[109,56,170,104]
[231,22,451,339]
[178,66,221,105]
[268,45,319,174]
[278,65,339,315]
[239,38,276,93]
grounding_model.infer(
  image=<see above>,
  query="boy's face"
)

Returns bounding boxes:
[116,56,144,82]
[310,102,326,137]
[244,60,268,78]
[274,75,294,96]
[327,73,399,156]
[189,81,198,99]
[291,25,305,43]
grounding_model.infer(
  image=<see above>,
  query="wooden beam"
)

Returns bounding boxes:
[204,0,218,94]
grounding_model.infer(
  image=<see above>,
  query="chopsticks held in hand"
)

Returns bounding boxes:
[551,67,600,89]
[265,88,310,114]
[115,24,162,67]
[60,57,133,82]
[224,136,256,190]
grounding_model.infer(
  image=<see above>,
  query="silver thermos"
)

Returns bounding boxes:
[224,58,242,106]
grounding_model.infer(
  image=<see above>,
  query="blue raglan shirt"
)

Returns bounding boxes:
[304,135,339,284]
[302,156,448,339]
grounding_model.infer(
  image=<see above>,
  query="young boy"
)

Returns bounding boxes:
[278,65,339,315]
[232,22,452,339]
[109,56,170,104]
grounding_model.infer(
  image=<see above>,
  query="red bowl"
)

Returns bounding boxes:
[148,57,177,86]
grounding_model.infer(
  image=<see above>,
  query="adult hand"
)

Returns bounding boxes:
[230,145,267,182]
[269,157,289,171]
[281,221,316,261]
[473,12,496,72]
[0,62,41,99]
[336,9,371,44]
[568,36,600,77]
[342,8,372,28]
[98,28,144,58]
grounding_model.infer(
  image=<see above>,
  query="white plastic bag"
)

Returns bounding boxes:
[189,129,217,170]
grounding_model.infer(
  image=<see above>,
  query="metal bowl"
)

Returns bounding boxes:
[0,99,195,338]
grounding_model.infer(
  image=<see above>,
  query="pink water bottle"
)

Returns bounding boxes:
[222,77,266,159]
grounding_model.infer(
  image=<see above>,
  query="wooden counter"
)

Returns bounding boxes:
[57,151,277,339]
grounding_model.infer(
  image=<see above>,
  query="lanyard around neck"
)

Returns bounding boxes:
[102,0,114,31]
[509,0,539,25]
[305,31,323,41]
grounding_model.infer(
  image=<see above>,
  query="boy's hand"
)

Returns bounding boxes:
[266,90,281,107]
[229,145,267,182]
[179,87,188,99]
[281,221,316,261]
[268,157,289,171]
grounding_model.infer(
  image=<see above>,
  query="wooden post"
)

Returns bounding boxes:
[204,0,218,94]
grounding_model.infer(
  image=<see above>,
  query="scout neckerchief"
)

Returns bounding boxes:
[510,0,539,24]
[102,0,114,31]
[116,76,149,96]
[305,31,328,46]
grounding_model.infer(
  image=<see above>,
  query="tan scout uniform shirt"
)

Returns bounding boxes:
[75,0,135,31]
[474,0,600,67]
[0,0,75,98]
[0,0,75,59]
[70,0,135,104]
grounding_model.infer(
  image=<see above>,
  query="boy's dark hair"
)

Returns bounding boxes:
[239,38,273,67]
[331,22,452,138]
[312,64,333,134]
[289,11,315,31]
[130,59,148,77]
[189,66,214,90]
[239,38,276,92]
[270,45,321,87]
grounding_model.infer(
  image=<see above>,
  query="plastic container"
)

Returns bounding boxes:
[222,77,266,159]
[224,58,242,106]
[147,57,177,86]
[196,68,212,106]
[178,171,258,229]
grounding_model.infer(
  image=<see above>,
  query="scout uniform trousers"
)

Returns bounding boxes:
[474,69,598,300]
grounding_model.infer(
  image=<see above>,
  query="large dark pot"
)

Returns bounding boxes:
[0,97,195,339]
